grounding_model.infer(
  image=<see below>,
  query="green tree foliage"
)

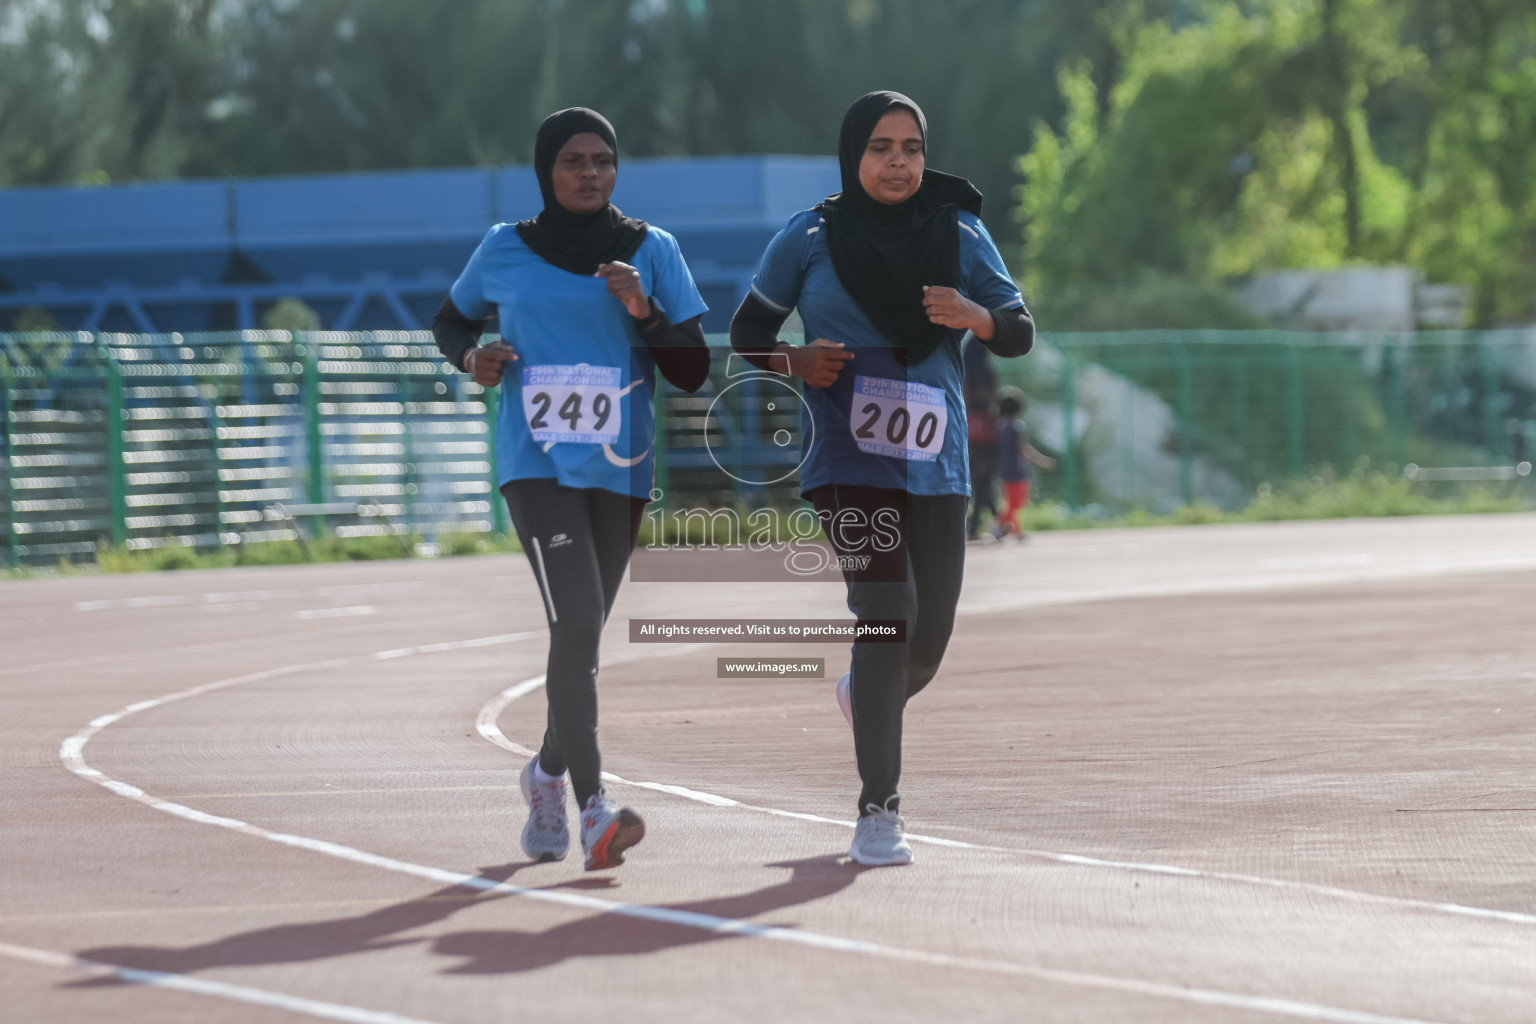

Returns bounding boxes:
[4,0,1534,328]
[0,0,227,185]
[0,1,1148,231]
[195,0,1103,217]
[1016,0,1536,327]
[1388,0,1536,325]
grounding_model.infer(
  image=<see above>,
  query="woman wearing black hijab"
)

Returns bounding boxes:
[434,107,710,870]
[731,91,1035,865]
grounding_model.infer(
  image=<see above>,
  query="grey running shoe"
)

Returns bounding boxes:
[579,790,645,871]
[519,756,569,863]
[848,797,914,866]
[836,671,854,728]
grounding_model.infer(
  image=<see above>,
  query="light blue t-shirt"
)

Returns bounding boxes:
[450,224,707,499]
[749,208,1023,496]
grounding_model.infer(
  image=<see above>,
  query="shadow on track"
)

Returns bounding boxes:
[434,855,867,975]
[68,862,530,983]
[68,855,865,981]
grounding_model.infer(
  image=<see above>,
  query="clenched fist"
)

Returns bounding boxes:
[784,338,855,388]
[464,341,518,387]
[922,285,992,337]
[596,261,652,319]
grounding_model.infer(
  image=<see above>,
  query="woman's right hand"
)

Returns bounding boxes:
[465,341,518,387]
[782,338,853,388]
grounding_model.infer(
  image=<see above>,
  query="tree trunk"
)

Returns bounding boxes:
[1321,0,1361,257]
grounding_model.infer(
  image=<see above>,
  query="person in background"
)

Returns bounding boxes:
[991,386,1055,541]
[963,335,1000,540]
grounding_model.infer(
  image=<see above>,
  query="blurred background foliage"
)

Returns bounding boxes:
[2,0,1534,328]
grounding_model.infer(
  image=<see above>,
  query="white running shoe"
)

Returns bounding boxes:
[848,797,914,866]
[518,756,569,863]
[579,790,645,871]
[836,671,854,728]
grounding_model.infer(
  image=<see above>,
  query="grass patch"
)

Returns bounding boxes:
[86,530,521,574]
[1017,467,1526,531]
[4,471,1526,579]
[437,531,522,557]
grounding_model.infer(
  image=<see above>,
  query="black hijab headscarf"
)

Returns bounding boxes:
[516,107,648,276]
[818,91,983,366]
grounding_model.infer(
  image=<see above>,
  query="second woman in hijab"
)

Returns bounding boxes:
[434,107,710,871]
[731,91,1035,865]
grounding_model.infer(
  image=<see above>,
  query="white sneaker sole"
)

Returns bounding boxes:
[847,842,914,867]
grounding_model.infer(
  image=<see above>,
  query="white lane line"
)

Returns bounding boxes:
[74,595,191,612]
[39,632,545,1024]
[959,552,1536,617]
[0,608,484,682]
[72,589,314,613]
[296,606,377,620]
[376,631,544,661]
[477,671,1536,929]
[58,637,1459,1024]
[0,940,441,1024]
[58,731,1448,1024]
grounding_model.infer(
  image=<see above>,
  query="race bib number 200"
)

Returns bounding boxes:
[521,364,623,444]
[850,375,948,462]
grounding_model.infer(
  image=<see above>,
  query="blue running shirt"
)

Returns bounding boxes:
[450,225,707,499]
[749,209,1023,496]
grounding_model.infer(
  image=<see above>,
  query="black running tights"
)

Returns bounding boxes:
[501,479,646,809]
[806,485,968,816]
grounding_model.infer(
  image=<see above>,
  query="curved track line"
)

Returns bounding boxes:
[0,940,442,1024]
[0,607,486,681]
[43,634,1455,1024]
[478,670,1536,929]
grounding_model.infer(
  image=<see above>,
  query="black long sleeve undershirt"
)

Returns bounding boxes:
[728,293,1035,368]
[432,297,486,372]
[984,304,1035,358]
[728,293,793,372]
[432,296,711,394]
[635,304,710,393]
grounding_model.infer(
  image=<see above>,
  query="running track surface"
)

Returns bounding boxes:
[4,513,1536,1024]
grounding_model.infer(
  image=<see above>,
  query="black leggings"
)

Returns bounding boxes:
[806,485,968,816]
[501,479,646,809]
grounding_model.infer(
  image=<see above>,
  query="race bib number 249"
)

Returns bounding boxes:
[521,364,623,444]
[851,375,947,462]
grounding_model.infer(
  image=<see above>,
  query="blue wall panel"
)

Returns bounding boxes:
[0,179,229,255]
[0,157,839,334]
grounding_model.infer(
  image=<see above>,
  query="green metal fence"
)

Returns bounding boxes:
[998,330,1536,513]
[2,329,1533,566]
[0,331,503,566]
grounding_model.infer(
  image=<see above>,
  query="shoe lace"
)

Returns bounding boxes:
[530,780,565,831]
[861,799,905,840]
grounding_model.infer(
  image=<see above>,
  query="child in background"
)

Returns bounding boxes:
[992,386,1055,541]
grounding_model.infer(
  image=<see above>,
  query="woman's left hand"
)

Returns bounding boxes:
[923,286,992,338]
[597,262,652,319]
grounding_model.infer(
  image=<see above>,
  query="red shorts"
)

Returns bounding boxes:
[1000,480,1029,531]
